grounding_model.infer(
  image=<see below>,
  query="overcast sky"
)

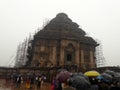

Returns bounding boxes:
[0,0,120,67]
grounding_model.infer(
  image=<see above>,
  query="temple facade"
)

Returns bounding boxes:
[27,13,98,70]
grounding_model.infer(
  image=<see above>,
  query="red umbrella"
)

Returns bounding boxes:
[56,71,71,83]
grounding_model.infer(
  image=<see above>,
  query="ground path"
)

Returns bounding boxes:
[0,79,51,90]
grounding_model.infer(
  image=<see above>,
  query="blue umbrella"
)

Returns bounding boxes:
[97,75,104,80]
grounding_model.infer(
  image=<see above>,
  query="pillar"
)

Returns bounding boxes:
[75,43,80,67]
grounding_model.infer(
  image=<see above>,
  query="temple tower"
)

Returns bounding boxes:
[27,13,98,69]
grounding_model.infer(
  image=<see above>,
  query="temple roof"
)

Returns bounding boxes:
[34,13,98,45]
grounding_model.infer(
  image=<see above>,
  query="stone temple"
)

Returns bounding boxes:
[26,13,98,70]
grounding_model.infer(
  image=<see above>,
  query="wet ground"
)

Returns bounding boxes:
[0,79,51,90]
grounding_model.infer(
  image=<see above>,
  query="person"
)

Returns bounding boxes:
[90,82,99,90]
[56,80,62,90]
[16,75,22,88]
[30,76,34,89]
[52,77,57,90]
[89,78,99,90]
[99,81,109,90]
[62,80,76,90]
[37,76,42,88]
[25,77,31,89]
[110,81,120,90]
[51,82,55,90]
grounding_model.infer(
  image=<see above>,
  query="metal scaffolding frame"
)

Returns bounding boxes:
[95,40,106,67]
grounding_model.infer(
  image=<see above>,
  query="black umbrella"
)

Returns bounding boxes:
[114,72,120,81]
[70,75,91,90]
[101,73,113,82]
[114,72,120,78]
[12,72,18,77]
[12,73,18,79]
[104,70,115,77]
[27,72,33,78]
[72,72,89,81]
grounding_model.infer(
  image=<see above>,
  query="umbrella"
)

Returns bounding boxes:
[70,75,91,90]
[56,71,71,83]
[27,72,33,78]
[72,72,89,81]
[104,70,115,77]
[97,75,104,80]
[84,70,100,77]
[12,73,18,81]
[12,72,18,77]
[114,72,120,78]
[114,73,120,81]
[101,73,113,82]
[57,69,67,73]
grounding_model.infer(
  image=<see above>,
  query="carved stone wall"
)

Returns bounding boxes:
[30,38,96,69]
